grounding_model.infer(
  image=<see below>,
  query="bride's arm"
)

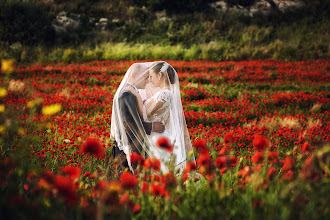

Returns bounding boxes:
[145,98,164,118]
[145,92,171,121]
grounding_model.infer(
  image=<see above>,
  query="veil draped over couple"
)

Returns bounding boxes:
[110,61,195,175]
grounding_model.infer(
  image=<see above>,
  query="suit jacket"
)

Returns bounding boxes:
[112,90,152,158]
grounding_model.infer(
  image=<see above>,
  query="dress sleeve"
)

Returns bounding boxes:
[145,90,171,119]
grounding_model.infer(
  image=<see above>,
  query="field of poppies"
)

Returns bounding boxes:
[1,59,330,219]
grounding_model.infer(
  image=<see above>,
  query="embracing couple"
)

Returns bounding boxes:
[110,61,195,175]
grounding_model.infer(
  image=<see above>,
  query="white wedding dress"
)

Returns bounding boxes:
[142,89,186,173]
[111,61,195,175]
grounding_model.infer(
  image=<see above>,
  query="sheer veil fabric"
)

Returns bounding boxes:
[110,61,195,174]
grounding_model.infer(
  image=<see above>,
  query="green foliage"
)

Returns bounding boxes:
[62,48,78,63]
[0,1,55,45]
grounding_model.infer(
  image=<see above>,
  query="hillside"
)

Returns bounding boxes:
[0,0,329,62]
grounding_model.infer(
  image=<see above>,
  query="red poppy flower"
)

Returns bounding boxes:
[218,147,228,156]
[302,142,311,153]
[143,157,161,172]
[282,156,295,173]
[141,181,149,194]
[266,167,278,180]
[61,166,81,180]
[281,170,294,181]
[267,152,279,164]
[238,166,251,178]
[224,132,235,145]
[108,181,122,194]
[38,178,51,190]
[80,137,105,158]
[182,173,189,182]
[215,156,230,169]
[54,175,78,206]
[120,171,138,190]
[253,134,270,151]
[150,182,165,197]
[42,169,55,182]
[184,161,197,173]
[143,157,153,169]
[89,173,98,179]
[27,171,37,182]
[229,155,238,167]
[96,180,109,190]
[196,152,211,167]
[197,152,213,175]
[152,159,161,172]
[130,152,144,166]
[251,152,264,165]
[161,172,177,189]
[156,137,173,152]
[119,193,134,209]
[152,174,160,182]
[133,204,141,214]
[193,139,208,153]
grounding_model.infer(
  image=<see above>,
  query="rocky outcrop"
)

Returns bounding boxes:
[52,10,120,33]
[249,0,274,16]
[273,0,305,12]
[210,1,228,11]
[52,11,80,34]
[95,18,108,30]
[210,0,305,17]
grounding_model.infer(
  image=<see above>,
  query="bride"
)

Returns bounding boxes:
[110,61,195,174]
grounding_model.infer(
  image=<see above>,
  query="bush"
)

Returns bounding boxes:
[62,48,78,63]
[0,1,55,45]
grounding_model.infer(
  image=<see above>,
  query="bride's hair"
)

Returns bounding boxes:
[151,62,176,84]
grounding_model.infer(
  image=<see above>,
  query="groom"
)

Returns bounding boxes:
[112,64,165,173]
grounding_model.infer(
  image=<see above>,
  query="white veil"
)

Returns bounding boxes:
[110,61,195,174]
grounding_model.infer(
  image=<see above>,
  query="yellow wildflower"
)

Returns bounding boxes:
[188,150,194,158]
[42,104,62,115]
[0,88,7,97]
[0,125,5,134]
[0,105,4,112]
[1,59,15,73]
[27,98,43,108]
[44,199,51,208]
[18,128,26,136]
[108,181,122,194]
[27,101,35,108]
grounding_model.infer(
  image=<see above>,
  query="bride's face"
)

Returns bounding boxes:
[149,70,161,87]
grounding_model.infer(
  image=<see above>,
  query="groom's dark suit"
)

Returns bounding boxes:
[112,89,152,170]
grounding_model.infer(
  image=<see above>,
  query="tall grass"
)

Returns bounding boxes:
[2,36,328,64]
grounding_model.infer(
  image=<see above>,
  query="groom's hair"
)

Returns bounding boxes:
[151,62,176,84]
[130,63,148,79]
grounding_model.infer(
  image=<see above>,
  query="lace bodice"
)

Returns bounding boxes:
[143,89,173,127]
